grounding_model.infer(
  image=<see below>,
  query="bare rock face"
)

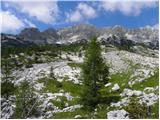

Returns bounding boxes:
[19,27,42,40]
[58,24,100,40]
[19,27,46,44]
[57,24,158,49]
[107,109,129,119]
[2,24,159,50]
[19,27,59,44]
[1,33,33,47]
[42,28,59,44]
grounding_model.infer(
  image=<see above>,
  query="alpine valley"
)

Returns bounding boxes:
[1,24,159,119]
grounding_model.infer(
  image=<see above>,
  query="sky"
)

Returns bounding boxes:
[0,0,159,34]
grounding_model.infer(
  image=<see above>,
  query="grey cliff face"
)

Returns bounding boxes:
[1,24,159,50]
[1,33,32,47]
[42,28,59,44]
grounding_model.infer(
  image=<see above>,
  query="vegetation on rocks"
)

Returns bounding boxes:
[1,33,158,119]
[124,97,149,119]
[13,80,39,119]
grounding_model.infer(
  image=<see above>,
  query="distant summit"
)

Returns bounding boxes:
[19,27,42,40]
[1,24,159,50]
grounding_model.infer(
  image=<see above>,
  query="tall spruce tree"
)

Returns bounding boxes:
[80,35,109,108]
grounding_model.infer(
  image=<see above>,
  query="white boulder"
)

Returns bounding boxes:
[140,93,158,106]
[112,84,120,91]
[107,109,129,119]
[121,89,143,97]
[74,115,82,119]
[105,82,112,87]
[134,90,143,96]
[111,98,129,107]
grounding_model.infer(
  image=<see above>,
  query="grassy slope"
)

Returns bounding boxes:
[37,59,159,119]
[132,69,159,91]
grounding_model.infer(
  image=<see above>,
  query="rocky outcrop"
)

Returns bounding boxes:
[19,27,42,40]
[1,33,33,47]
[42,28,59,44]
[107,109,129,119]
[19,27,59,44]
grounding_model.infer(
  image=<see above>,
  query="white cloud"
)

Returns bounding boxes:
[66,11,82,22]
[77,3,97,19]
[100,1,157,16]
[5,1,59,24]
[0,11,37,33]
[66,3,97,22]
[0,11,25,33]
[23,19,36,28]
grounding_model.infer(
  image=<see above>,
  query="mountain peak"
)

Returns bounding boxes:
[19,27,42,41]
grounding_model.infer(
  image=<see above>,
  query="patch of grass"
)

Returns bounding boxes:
[138,43,148,50]
[100,94,121,105]
[116,43,134,52]
[54,103,117,119]
[53,103,118,119]
[38,78,62,93]
[62,80,84,96]
[110,70,132,90]
[94,105,108,119]
[99,86,120,98]
[53,108,92,119]
[67,62,82,68]
[132,69,159,91]
[147,102,159,119]
[67,97,79,106]
[109,60,141,90]
[50,96,67,109]
[50,96,80,109]
[95,104,118,119]
[38,78,84,97]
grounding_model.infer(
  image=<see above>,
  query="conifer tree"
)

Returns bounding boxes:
[1,59,16,100]
[14,80,39,118]
[80,35,109,108]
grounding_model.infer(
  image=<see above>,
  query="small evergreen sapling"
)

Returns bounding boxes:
[14,80,39,118]
[1,59,16,100]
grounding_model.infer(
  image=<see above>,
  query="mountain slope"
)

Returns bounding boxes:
[1,25,159,119]
[1,24,159,50]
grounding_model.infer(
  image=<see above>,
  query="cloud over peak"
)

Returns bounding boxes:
[0,11,24,33]
[0,11,36,33]
[66,3,97,22]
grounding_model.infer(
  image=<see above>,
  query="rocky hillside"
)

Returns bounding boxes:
[1,25,159,119]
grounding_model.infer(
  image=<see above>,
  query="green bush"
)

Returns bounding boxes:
[1,81,16,99]
[124,97,149,119]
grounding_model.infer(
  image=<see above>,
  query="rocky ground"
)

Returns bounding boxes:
[1,45,159,119]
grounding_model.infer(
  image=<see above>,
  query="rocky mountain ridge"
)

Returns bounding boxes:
[1,24,159,49]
